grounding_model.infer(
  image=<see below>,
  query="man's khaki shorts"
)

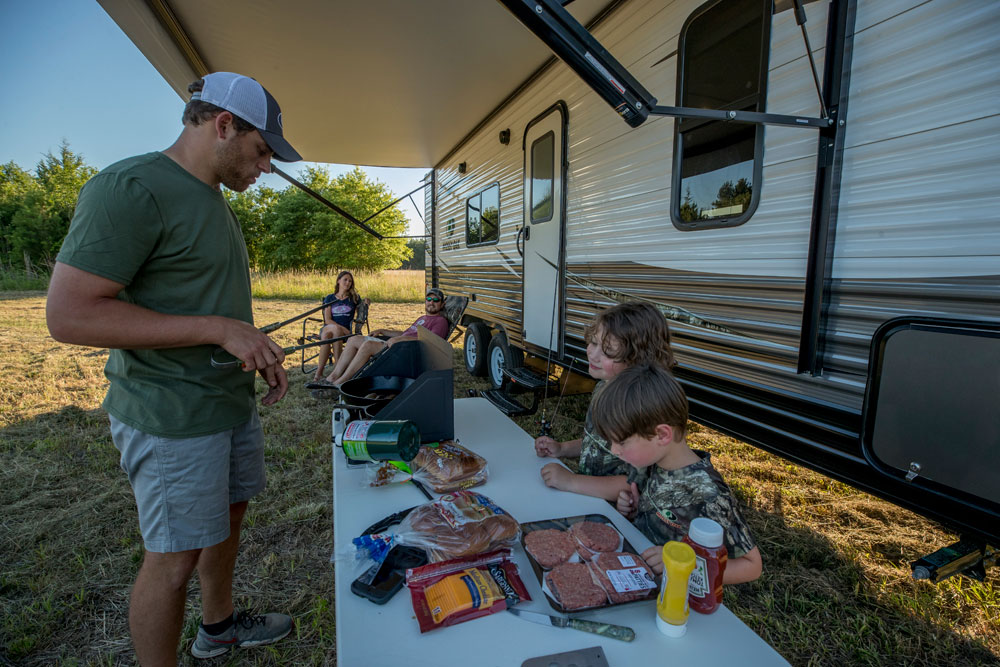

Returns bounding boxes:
[110,410,265,553]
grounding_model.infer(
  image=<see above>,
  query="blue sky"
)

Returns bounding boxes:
[0,0,427,234]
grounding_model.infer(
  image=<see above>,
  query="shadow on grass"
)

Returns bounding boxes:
[0,404,138,665]
[729,499,998,666]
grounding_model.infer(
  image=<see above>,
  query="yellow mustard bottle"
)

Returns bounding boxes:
[656,541,696,637]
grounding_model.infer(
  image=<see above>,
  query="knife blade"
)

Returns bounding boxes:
[508,607,635,642]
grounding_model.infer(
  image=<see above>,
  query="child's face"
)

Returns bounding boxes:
[610,432,664,469]
[586,326,628,380]
[337,273,354,292]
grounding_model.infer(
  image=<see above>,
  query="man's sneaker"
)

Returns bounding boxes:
[191,610,293,659]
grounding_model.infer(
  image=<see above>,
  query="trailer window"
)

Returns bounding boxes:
[671,0,769,229]
[530,131,554,223]
[466,183,500,246]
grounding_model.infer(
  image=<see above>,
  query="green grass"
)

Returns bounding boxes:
[0,266,48,291]
[0,267,426,303]
[0,291,997,665]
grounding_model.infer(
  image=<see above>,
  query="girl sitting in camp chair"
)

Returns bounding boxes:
[312,270,370,381]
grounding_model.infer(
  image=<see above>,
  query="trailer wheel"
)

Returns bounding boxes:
[464,322,490,377]
[487,331,523,390]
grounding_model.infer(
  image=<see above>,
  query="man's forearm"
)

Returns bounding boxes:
[47,263,228,349]
[47,262,283,373]
[377,328,404,338]
[52,297,228,349]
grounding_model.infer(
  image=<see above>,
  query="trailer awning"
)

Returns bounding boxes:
[98,0,612,168]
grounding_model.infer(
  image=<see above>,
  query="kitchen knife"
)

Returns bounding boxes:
[508,607,635,642]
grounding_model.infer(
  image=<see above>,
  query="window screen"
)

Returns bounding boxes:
[530,132,554,223]
[672,0,769,229]
[466,183,500,246]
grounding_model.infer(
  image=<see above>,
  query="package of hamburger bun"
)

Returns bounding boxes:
[406,548,531,633]
[353,491,521,564]
[365,440,489,493]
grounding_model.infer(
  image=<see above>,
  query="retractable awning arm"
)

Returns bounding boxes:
[497,0,832,130]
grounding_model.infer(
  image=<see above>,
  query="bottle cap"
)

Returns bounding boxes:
[656,613,687,637]
[688,517,724,548]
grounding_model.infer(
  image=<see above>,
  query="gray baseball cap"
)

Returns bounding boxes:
[192,72,302,162]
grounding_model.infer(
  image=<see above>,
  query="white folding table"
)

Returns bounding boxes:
[332,397,789,666]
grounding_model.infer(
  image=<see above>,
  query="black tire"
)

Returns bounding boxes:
[487,330,524,390]
[464,321,490,377]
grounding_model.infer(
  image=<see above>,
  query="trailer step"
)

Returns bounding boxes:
[481,388,540,417]
[503,366,559,391]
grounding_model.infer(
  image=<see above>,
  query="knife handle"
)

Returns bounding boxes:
[566,618,636,642]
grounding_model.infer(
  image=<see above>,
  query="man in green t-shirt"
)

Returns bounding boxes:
[47,72,302,663]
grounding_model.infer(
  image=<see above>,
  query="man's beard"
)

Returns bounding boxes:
[215,139,255,192]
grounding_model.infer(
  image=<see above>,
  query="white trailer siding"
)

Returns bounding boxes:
[433,0,999,414]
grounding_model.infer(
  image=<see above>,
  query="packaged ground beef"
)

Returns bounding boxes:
[569,520,622,559]
[589,552,658,604]
[406,548,531,633]
[523,529,577,568]
[544,562,608,611]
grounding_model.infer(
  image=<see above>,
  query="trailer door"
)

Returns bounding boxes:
[521,104,566,355]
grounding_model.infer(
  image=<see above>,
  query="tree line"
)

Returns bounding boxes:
[1,142,426,274]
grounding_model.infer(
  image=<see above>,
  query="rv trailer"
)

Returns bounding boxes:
[99,0,999,571]
[430,0,1000,563]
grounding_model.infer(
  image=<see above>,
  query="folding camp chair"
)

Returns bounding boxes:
[443,295,469,343]
[300,300,371,374]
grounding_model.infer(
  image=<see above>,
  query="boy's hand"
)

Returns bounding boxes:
[534,436,561,458]
[640,545,664,575]
[615,481,640,519]
[540,462,574,491]
[615,490,634,518]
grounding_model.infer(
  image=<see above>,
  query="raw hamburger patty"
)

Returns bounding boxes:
[524,529,577,568]
[590,552,657,604]
[546,562,608,610]
[569,520,621,554]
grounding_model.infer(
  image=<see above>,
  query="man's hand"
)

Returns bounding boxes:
[534,436,563,458]
[386,331,421,347]
[258,363,288,405]
[640,544,664,575]
[540,462,575,491]
[218,319,285,372]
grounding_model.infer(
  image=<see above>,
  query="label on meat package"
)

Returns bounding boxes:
[604,567,657,594]
[617,554,637,567]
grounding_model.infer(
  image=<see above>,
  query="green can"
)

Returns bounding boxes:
[342,419,421,462]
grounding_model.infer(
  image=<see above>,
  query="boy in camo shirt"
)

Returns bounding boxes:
[593,364,762,584]
[534,302,675,501]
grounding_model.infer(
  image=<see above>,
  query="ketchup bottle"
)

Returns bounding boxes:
[683,517,727,614]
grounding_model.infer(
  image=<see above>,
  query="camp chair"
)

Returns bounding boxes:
[300,299,371,374]
[443,294,469,343]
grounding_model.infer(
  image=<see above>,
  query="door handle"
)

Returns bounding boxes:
[516,226,529,256]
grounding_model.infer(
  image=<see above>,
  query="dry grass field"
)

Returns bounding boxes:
[1,292,997,666]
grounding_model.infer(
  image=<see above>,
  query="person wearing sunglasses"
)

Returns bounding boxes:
[318,288,449,386]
